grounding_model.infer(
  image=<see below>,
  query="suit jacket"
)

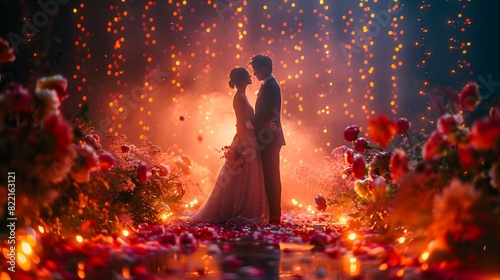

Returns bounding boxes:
[251,77,286,148]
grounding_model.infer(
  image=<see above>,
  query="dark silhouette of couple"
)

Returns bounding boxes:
[191,54,285,225]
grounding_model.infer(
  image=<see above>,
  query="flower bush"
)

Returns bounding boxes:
[339,82,500,271]
[0,38,187,236]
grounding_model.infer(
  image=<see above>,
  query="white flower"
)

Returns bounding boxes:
[34,88,60,122]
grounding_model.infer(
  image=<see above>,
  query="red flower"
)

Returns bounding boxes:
[137,162,151,183]
[458,146,475,170]
[43,114,73,161]
[354,137,368,153]
[5,82,32,112]
[344,148,355,166]
[156,163,171,177]
[470,116,500,150]
[77,144,99,169]
[344,125,360,142]
[98,152,115,171]
[389,149,409,183]
[121,144,131,153]
[314,194,327,212]
[352,154,366,180]
[368,115,397,148]
[84,133,101,150]
[422,131,449,161]
[458,82,480,112]
[437,113,463,135]
[36,74,69,102]
[0,37,15,63]
[396,117,411,135]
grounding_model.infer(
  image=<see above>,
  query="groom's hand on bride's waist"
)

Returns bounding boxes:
[263,120,277,131]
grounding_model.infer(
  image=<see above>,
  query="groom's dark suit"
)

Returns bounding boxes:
[251,76,285,224]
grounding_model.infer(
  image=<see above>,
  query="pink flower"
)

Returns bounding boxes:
[76,144,99,169]
[0,37,15,63]
[84,134,101,150]
[344,148,355,166]
[43,114,73,161]
[470,116,500,150]
[5,83,32,112]
[354,137,368,153]
[437,113,463,135]
[422,131,449,161]
[314,194,327,212]
[36,74,69,102]
[137,162,151,183]
[368,114,397,148]
[458,82,480,112]
[396,117,411,135]
[344,125,360,142]
[98,152,115,171]
[389,149,409,183]
[352,154,366,180]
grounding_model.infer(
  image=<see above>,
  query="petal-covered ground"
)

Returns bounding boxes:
[12,212,499,280]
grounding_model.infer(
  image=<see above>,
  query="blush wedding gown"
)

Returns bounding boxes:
[190,93,270,224]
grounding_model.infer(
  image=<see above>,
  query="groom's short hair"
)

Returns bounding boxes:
[249,54,273,72]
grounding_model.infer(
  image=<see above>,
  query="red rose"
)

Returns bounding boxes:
[344,125,360,142]
[422,131,449,161]
[396,117,411,135]
[458,82,480,112]
[368,115,397,148]
[121,144,131,153]
[389,149,409,183]
[352,155,366,180]
[470,116,500,150]
[98,152,115,171]
[437,113,463,135]
[137,162,151,183]
[354,137,368,153]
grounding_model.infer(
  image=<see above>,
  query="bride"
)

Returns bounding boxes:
[190,67,270,224]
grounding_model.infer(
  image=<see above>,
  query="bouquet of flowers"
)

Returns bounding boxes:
[219,145,246,169]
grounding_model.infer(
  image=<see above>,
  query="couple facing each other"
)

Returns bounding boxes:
[191,54,285,225]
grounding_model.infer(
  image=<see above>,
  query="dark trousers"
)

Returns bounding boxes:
[260,145,282,223]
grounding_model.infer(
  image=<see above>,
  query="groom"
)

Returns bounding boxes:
[247,54,286,224]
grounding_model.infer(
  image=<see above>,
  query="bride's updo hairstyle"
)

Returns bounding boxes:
[228,67,249,88]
